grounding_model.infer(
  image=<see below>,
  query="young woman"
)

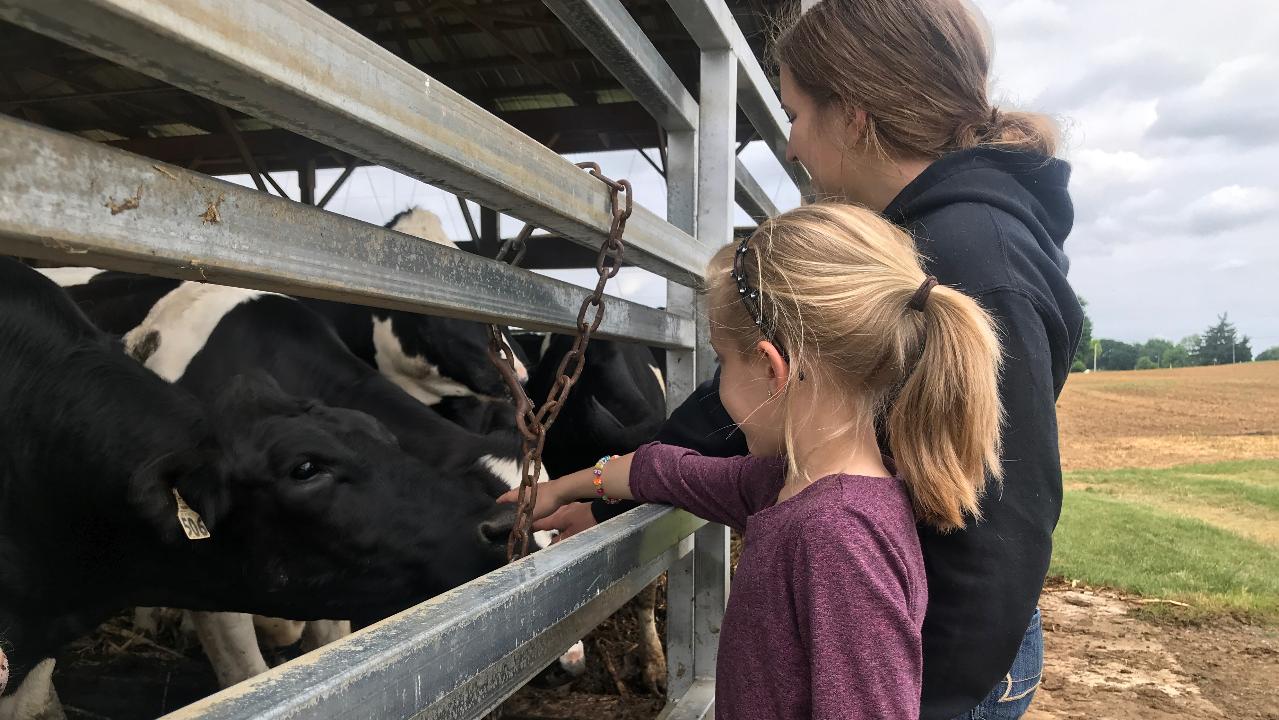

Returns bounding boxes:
[543,1,1083,718]
[504,202,1004,718]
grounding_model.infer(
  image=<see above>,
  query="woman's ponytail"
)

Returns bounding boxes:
[953,107,1060,157]
[886,284,1004,532]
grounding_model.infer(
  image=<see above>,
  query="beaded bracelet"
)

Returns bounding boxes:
[592,454,621,504]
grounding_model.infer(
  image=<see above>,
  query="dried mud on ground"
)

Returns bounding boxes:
[1027,581,1279,720]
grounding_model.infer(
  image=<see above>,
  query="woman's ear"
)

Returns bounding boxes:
[841,106,868,146]
[755,340,790,395]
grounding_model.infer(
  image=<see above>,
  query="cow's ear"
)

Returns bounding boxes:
[128,449,229,543]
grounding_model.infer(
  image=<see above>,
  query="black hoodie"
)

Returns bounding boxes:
[596,148,1083,719]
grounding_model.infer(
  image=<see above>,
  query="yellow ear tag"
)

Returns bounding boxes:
[173,489,212,540]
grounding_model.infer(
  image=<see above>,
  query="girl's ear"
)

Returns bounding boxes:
[756,340,790,394]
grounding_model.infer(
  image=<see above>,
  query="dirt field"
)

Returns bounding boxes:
[1056,361,1279,472]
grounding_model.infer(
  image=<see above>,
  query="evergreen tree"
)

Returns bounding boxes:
[1194,314,1242,365]
[1235,335,1253,363]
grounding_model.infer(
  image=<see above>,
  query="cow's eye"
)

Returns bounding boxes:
[290,461,323,480]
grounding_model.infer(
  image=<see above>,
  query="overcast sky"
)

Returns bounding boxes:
[229,0,1279,353]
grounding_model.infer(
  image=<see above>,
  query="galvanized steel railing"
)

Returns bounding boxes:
[0,0,802,717]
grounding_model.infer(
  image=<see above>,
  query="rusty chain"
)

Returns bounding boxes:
[485,162,632,561]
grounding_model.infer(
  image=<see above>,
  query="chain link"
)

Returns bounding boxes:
[486,162,632,561]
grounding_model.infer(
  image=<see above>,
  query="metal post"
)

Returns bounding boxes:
[212,103,267,193]
[663,128,698,706]
[542,0,779,225]
[667,0,811,194]
[298,159,316,205]
[479,206,499,258]
[695,46,735,679]
[457,196,481,245]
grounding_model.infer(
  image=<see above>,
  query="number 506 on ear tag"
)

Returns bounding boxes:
[173,489,211,540]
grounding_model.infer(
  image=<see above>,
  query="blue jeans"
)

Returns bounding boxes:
[950,608,1043,720]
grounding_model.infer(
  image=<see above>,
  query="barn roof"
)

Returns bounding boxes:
[0,0,785,178]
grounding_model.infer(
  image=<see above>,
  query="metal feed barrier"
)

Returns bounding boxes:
[0,0,803,717]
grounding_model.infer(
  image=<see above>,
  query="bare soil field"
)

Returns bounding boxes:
[1057,361,1279,472]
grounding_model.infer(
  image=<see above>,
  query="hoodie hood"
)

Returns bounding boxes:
[884,148,1074,273]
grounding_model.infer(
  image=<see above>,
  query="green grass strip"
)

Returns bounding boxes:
[1051,488,1279,623]
[1065,460,1279,511]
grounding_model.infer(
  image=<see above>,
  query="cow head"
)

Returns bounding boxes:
[133,373,516,618]
[387,312,527,399]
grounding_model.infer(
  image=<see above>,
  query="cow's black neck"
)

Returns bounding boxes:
[0,267,229,687]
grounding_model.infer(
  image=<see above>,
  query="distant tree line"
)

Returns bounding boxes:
[1072,304,1276,372]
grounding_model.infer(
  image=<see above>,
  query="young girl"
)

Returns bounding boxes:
[500,202,1003,718]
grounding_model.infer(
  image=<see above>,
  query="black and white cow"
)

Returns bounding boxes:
[298,208,528,434]
[523,333,668,477]
[0,259,516,703]
[47,272,567,686]
[38,267,536,502]
[297,295,525,427]
[116,281,536,501]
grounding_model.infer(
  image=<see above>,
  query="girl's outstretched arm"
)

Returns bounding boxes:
[498,443,784,532]
[495,453,636,524]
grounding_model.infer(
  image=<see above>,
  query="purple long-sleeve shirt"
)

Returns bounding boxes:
[630,442,926,719]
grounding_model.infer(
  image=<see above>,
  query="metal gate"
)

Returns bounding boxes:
[0,1,804,717]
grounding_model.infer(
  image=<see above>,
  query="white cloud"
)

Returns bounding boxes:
[1184,185,1279,234]
[1213,258,1249,272]
[1147,54,1279,146]
[994,0,1069,34]
[1070,149,1161,185]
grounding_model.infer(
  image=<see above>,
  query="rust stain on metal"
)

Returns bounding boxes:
[152,164,179,181]
[200,193,225,224]
[104,184,143,215]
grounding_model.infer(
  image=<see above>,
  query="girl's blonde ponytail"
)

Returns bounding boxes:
[886,284,1003,531]
[708,203,1004,532]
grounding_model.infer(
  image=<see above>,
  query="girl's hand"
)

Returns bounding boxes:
[533,502,599,542]
[496,481,566,523]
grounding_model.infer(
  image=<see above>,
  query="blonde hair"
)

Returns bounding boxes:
[709,203,1004,531]
[775,0,1058,159]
